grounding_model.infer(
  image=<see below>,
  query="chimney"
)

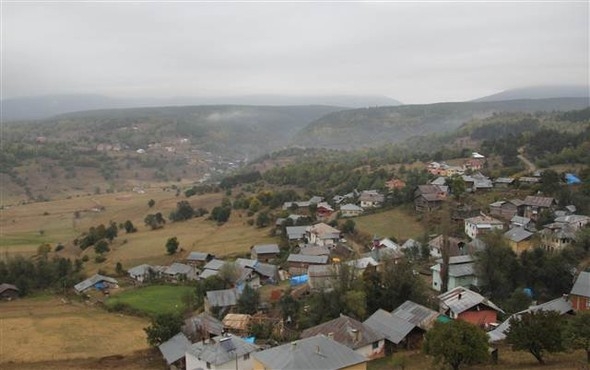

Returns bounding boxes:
[328,332,334,340]
[315,345,321,355]
[458,293,462,300]
[291,341,297,351]
[351,328,360,342]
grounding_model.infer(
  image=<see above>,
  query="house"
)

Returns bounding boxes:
[364,309,423,352]
[186,334,260,370]
[539,223,577,252]
[504,227,535,254]
[251,244,280,262]
[428,235,468,258]
[414,185,448,212]
[494,177,515,188]
[252,262,279,285]
[385,178,406,191]
[509,215,533,230]
[164,263,198,281]
[359,190,385,209]
[464,215,504,240]
[204,288,239,313]
[222,313,252,336]
[183,312,224,341]
[462,173,493,192]
[158,332,191,368]
[316,202,335,219]
[438,286,504,328]
[203,259,226,271]
[186,251,214,266]
[127,264,155,283]
[300,244,331,256]
[307,223,341,247]
[286,226,308,241]
[523,196,557,221]
[489,297,573,342]
[308,264,338,291]
[301,314,385,360]
[489,199,524,220]
[345,256,380,275]
[554,214,590,230]
[569,271,590,311]
[253,334,367,370]
[74,274,118,294]
[431,255,479,292]
[287,254,329,275]
[519,176,541,185]
[0,283,19,300]
[340,203,364,218]
[391,300,441,331]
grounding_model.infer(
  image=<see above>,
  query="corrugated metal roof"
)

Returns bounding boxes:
[158,332,191,365]
[392,300,439,330]
[188,335,259,366]
[286,226,308,240]
[364,309,416,344]
[252,244,280,255]
[165,263,192,275]
[253,335,366,370]
[301,315,384,350]
[300,245,331,256]
[253,262,277,278]
[287,254,329,264]
[504,227,533,242]
[74,274,118,293]
[187,252,212,261]
[431,262,476,278]
[199,269,219,280]
[206,288,238,308]
[127,264,152,277]
[438,287,504,316]
[184,312,223,337]
[203,259,225,271]
[571,271,590,298]
[523,196,555,207]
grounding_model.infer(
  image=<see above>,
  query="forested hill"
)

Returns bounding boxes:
[293,97,590,150]
[7,105,345,159]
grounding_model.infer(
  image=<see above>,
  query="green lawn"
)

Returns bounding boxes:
[354,207,426,242]
[106,285,194,316]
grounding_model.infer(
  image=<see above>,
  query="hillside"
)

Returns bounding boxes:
[0,94,400,121]
[474,85,590,102]
[292,98,590,150]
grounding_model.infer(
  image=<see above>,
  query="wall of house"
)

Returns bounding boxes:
[186,352,254,370]
[509,239,533,255]
[571,295,590,311]
[355,340,385,360]
[432,270,442,291]
[458,309,498,327]
[449,275,478,291]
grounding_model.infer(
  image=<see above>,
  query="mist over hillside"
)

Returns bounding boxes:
[474,85,589,102]
[292,97,590,150]
[0,94,400,121]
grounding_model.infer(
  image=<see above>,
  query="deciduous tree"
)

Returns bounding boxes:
[506,310,565,364]
[144,312,183,347]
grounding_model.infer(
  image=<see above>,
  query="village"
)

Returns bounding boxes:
[6,151,584,370]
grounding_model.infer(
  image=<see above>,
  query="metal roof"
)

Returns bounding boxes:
[432,263,476,278]
[571,271,590,298]
[127,264,152,277]
[438,287,504,316]
[252,244,280,255]
[364,309,416,344]
[235,258,257,269]
[253,335,366,370]
[187,252,213,262]
[187,335,260,366]
[287,254,329,265]
[300,245,331,256]
[165,263,192,275]
[158,332,191,365]
[286,226,308,240]
[183,312,224,337]
[203,259,225,271]
[510,216,531,225]
[301,315,384,350]
[523,196,555,207]
[340,203,363,211]
[199,269,219,280]
[504,227,533,243]
[253,262,277,278]
[206,288,239,308]
[392,300,439,330]
[74,274,118,293]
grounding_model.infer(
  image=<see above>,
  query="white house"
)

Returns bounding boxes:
[306,223,341,247]
[185,334,259,370]
[464,215,504,240]
[340,203,364,218]
[431,255,479,292]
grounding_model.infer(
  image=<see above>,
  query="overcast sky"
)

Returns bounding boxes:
[1,1,588,104]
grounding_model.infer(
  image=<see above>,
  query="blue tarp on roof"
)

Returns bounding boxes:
[290,274,308,286]
[243,336,256,343]
[565,173,582,185]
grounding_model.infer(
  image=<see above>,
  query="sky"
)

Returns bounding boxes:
[1,1,589,104]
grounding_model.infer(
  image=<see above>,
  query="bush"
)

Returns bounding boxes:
[95,255,106,263]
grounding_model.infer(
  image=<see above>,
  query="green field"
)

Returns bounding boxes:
[354,207,426,242]
[106,285,194,316]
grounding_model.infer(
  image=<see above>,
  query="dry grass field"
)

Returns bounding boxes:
[0,294,157,368]
[1,188,276,273]
[354,207,426,242]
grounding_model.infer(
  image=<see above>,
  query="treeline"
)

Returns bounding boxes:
[0,254,85,296]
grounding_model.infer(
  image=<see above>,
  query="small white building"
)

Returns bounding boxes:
[464,215,504,240]
[185,334,259,370]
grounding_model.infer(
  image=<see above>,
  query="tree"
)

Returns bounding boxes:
[170,200,194,222]
[446,175,466,199]
[145,213,165,230]
[476,230,520,301]
[94,239,110,254]
[210,206,231,224]
[567,311,590,364]
[148,199,155,208]
[423,320,489,370]
[105,221,118,242]
[255,211,270,228]
[165,237,179,255]
[237,284,260,314]
[506,310,565,364]
[144,312,183,347]
[123,220,137,233]
[341,219,356,234]
[279,290,300,324]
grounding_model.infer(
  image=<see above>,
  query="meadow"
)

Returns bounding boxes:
[354,206,426,242]
[105,285,195,316]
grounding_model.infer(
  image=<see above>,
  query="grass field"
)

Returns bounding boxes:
[354,207,426,242]
[106,285,194,316]
[0,294,154,366]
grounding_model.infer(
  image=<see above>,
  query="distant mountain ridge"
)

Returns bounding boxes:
[474,85,589,102]
[0,94,401,121]
[293,97,590,150]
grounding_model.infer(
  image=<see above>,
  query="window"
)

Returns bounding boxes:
[206,362,211,369]
[243,353,250,360]
[372,341,379,349]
